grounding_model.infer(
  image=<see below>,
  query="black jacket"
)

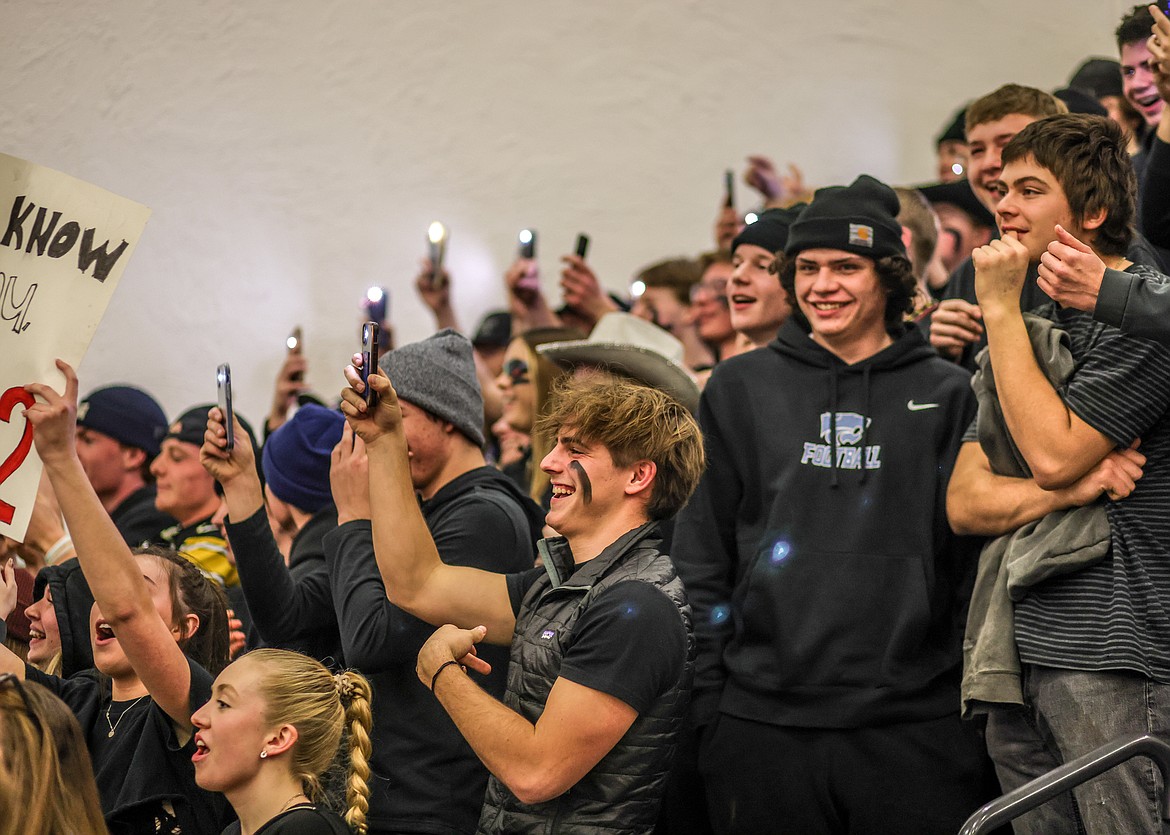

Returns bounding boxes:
[33,558,96,677]
[673,320,979,728]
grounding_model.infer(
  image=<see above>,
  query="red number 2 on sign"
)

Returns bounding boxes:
[0,386,35,526]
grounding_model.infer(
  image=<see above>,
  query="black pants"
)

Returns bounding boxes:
[699,712,993,835]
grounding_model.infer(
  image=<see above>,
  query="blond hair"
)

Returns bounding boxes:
[246,650,373,835]
[0,677,108,835]
[535,377,705,520]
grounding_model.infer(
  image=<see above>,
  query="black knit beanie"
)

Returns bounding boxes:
[730,205,805,256]
[784,175,906,261]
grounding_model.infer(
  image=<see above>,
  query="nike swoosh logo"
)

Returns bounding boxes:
[907,400,940,411]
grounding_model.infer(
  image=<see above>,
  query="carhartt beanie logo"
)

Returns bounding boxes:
[378,329,486,448]
[785,174,906,261]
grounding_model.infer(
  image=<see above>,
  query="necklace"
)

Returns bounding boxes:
[279,793,309,813]
[105,694,149,738]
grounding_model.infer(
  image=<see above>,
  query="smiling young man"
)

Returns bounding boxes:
[673,175,988,834]
[931,85,1067,367]
[338,365,703,834]
[947,113,1170,835]
[726,205,804,349]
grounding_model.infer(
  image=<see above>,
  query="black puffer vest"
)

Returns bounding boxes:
[477,523,694,834]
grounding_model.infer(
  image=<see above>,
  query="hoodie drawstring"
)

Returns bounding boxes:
[828,364,840,489]
[859,364,872,485]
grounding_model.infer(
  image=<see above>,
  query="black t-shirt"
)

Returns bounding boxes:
[26,657,232,835]
[221,804,350,835]
[507,570,687,714]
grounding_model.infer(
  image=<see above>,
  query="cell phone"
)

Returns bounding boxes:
[216,364,235,452]
[724,169,735,208]
[518,228,537,259]
[575,233,590,260]
[286,327,304,383]
[363,287,389,326]
[427,221,448,290]
[361,321,380,408]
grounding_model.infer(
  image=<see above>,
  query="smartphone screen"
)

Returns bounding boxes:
[518,229,536,259]
[361,321,380,408]
[575,233,590,260]
[216,363,235,451]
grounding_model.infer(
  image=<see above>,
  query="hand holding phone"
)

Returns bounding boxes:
[361,321,380,408]
[216,364,235,451]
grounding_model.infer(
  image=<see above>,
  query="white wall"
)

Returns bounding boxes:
[0,0,1130,420]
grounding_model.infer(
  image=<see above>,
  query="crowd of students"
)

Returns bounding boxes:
[4,4,1170,835]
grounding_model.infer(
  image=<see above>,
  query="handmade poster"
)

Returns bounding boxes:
[0,153,151,542]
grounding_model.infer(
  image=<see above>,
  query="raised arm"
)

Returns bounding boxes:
[975,236,1117,486]
[338,360,516,643]
[201,409,333,647]
[24,361,192,727]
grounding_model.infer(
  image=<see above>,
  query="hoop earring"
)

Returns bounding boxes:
[260,751,268,759]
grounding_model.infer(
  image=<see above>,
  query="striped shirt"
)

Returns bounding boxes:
[1013,266,1170,681]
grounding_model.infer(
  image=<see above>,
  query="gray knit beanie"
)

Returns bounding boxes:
[378,329,485,447]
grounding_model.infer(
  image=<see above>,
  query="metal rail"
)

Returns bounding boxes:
[959,733,1170,835]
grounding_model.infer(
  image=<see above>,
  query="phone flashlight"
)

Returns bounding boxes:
[518,229,536,259]
[427,221,448,289]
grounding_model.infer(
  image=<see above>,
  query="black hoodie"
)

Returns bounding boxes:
[324,465,543,835]
[33,558,96,677]
[673,320,979,729]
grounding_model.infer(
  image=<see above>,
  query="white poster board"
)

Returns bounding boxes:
[0,153,150,542]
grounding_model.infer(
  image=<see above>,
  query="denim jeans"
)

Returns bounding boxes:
[985,665,1170,835]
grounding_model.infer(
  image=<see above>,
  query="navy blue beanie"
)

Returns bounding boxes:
[77,386,168,458]
[261,404,344,513]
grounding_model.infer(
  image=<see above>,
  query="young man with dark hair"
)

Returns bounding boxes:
[948,112,1170,835]
[675,175,988,834]
[931,81,1166,365]
[1118,4,1163,170]
[931,85,1066,366]
[338,364,703,834]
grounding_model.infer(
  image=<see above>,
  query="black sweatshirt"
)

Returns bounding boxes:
[325,466,543,835]
[673,321,979,729]
[224,505,342,666]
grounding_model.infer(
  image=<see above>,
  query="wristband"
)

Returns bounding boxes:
[430,660,461,692]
